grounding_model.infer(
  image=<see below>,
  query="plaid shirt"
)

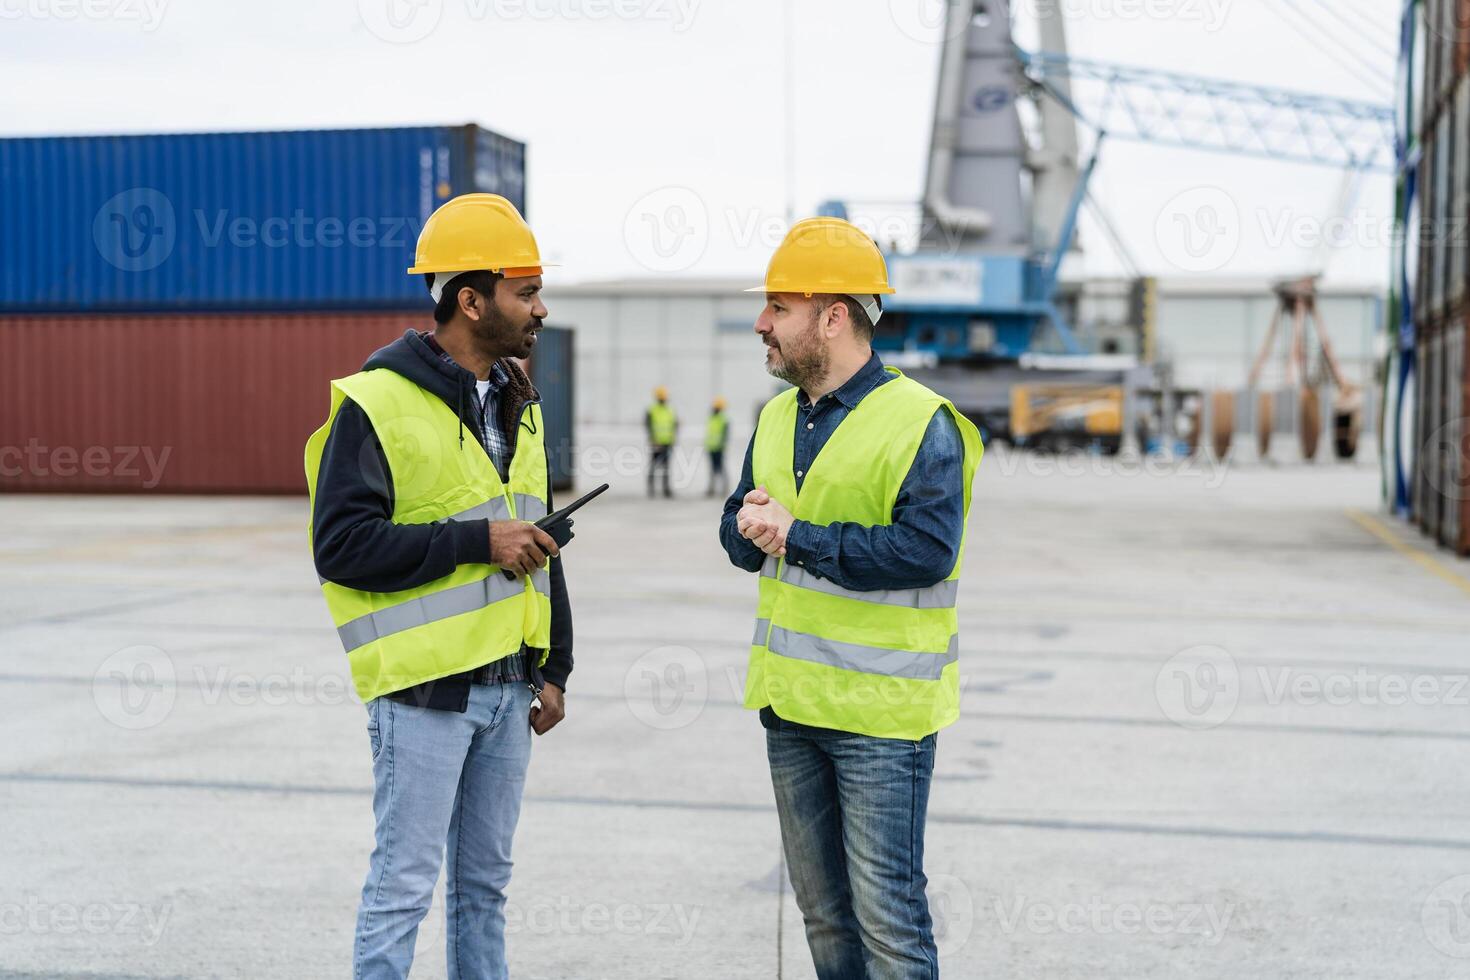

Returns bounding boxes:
[424,336,529,686]
[470,361,512,480]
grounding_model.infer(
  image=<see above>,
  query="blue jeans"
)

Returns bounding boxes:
[355,682,534,980]
[766,717,939,980]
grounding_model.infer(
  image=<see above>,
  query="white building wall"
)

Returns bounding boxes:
[551,278,1386,468]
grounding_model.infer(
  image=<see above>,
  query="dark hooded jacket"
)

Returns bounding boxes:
[311,330,572,710]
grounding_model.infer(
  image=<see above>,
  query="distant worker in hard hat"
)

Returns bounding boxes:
[705,396,730,497]
[305,194,574,979]
[646,385,677,498]
[719,217,983,979]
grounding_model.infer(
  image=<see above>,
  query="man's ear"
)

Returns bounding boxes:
[459,286,482,322]
[822,300,846,338]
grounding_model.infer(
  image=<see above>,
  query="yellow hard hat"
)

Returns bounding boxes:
[746,217,895,297]
[654,386,669,400]
[712,396,727,410]
[407,193,548,278]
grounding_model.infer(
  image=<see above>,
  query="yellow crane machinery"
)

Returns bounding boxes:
[1010,383,1124,454]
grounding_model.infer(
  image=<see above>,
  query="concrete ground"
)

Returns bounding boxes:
[4,434,1470,979]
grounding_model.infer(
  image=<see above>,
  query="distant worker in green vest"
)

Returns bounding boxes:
[705,396,730,497]
[305,194,574,979]
[719,217,983,980]
[646,385,677,498]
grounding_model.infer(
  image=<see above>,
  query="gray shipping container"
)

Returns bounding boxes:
[529,325,575,493]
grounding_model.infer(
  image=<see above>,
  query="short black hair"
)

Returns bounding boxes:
[427,270,502,324]
[814,294,875,342]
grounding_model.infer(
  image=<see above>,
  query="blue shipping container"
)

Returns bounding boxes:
[0,124,525,312]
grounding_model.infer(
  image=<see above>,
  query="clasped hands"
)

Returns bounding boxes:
[737,485,794,557]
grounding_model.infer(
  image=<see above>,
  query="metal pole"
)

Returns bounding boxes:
[783,0,796,226]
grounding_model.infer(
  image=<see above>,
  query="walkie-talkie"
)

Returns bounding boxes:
[501,482,610,580]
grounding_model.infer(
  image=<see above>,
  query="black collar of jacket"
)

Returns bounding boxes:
[360,329,541,454]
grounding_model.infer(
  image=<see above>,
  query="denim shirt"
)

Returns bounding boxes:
[718,353,966,592]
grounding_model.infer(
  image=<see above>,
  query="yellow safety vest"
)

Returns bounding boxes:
[304,369,552,703]
[745,368,983,740]
[705,412,729,452]
[648,403,677,446]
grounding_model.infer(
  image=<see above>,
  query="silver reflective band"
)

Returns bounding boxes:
[515,493,548,522]
[529,567,551,596]
[337,573,527,653]
[753,617,772,645]
[438,497,510,524]
[781,564,957,609]
[763,555,957,609]
[765,626,958,681]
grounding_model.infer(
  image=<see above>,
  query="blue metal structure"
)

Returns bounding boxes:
[859,44,1395,377]
[0,124,525,312]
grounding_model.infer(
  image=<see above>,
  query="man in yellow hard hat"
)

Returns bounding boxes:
[705,396,730,497]
[646,384,677,498]
[305,194,573,979]
[718,217,983,979]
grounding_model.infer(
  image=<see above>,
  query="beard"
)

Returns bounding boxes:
[766,312,830,390]
[473,303,541,360]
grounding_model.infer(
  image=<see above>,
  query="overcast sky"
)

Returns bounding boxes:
[2,0,1402,288]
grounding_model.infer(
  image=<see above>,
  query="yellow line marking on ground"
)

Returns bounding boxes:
[1346,509,1470,600]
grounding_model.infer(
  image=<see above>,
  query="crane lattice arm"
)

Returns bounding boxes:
[1017,50,1395,172]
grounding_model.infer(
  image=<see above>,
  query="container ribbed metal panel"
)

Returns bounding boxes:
[0,311,421,492]
[0,124,525,312]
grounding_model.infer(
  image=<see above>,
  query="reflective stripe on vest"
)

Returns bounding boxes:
[340,573,528,652]
[759,555,959,610]
[752,619,959,681]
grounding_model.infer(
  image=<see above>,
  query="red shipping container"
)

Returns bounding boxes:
[0,311,423,493]
[1450,315,1470,556]
[1455,0,1470,80]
